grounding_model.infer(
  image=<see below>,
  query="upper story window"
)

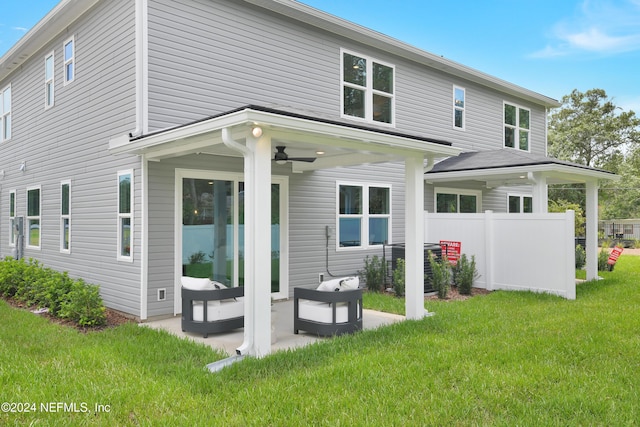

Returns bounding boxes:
[0,85,10,141]
[337,182,391,249]
[453,86,465,129]
[342,50,395,125]
[27,186,41,249]
[45,52,55,108]
[504,102,530,151]
[508,194,533,213]
[64,37,75,84]
[435,188,481,213]
[61,181,71,253]
[118,170,133,261]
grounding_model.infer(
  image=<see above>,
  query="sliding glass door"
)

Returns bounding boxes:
[177,170,288,312]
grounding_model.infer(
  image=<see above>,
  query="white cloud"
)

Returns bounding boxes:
[11,26,28,33]
[530,0,640,58]
[565,27,640,52]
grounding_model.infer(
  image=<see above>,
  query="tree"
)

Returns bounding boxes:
[548,88,640,220]
[548,88,640,169]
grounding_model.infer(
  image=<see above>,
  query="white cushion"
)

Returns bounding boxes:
[192,297,244,322]
[210,281,228,290]
[181,277,231,291]
[181,276,216,291]
[316,276,359,292]
[338,276,359,290]
[298,300,360,324]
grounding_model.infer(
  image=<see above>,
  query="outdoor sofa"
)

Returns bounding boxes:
[181,276,244,338]
[293,277,363,337]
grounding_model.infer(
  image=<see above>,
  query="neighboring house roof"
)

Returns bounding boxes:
[425,149,619,185]
[0,0,560,108]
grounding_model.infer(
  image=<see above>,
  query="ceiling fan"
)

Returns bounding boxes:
[273,146,316,164]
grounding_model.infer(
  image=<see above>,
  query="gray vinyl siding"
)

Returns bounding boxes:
[289,162,406,291]
[145,156,406,316]
[146,0,547,156]
[0,0,141,316]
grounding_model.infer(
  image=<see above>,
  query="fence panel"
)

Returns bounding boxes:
[425,210,576,299]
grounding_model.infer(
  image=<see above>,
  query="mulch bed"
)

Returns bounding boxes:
[2,297,135,332]
[425,286,491,302]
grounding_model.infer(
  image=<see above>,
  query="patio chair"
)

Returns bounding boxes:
[181,277,244,338]
[293,277,363,337]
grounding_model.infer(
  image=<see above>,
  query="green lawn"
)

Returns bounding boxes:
[1,256,640,425]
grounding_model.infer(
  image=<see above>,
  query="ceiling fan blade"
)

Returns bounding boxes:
[287,157,317,163]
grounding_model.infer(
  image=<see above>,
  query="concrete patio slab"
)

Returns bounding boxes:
[143,299,405,355]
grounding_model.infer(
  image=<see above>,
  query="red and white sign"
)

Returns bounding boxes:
[607,246,624,265]
[439,240,462,265]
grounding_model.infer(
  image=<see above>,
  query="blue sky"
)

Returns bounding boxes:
[1,0,639,112]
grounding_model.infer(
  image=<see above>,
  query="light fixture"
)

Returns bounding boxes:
[316,151,325,155]
[251,126,263,138]
[19,161,26,172]
[519,175,526,179]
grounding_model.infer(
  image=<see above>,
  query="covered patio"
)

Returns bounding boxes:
[110,105,461,358]
[425,149,619,281]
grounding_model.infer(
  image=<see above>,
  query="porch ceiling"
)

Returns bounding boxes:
[109,105,461,169]
[424,149,619,186]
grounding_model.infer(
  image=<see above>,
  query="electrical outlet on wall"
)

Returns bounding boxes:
[318,273,324,283]
[157,288,166,301]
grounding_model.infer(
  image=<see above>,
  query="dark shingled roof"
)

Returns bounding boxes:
[426,149,615,176]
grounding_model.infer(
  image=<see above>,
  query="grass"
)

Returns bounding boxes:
[2,256,640,425]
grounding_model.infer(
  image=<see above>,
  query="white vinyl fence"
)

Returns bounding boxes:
[424,210,576,300]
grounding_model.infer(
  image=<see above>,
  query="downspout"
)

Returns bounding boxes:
[221,128,254,356]
[140,154,148,320]
[135,0,149,319]
[133,0,148,137]
[423,155,435,173]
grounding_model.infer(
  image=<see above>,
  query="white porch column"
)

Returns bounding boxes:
[405,155,427,319]
[585,180,599,281]
[530,172,548,213]
[230,130,272,358]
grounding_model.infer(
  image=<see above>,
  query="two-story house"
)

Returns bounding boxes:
[0,0,615,356]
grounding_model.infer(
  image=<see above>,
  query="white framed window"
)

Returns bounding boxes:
[60,180,71,253]
[118,170,133,261]
[504,102,530,151]
[337,182,391,249]
[1,84,11,141]
[435,187,481,213]
[508,194,533,213]
[26,186,41,249]
[9,190,16,246]
[453,86,465,130]
[45,52,55,108]
[63,36,75,85]
[341,50,395,126]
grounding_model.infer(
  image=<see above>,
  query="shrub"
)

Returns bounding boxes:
[0,258,106,327]
[452,254,479,295]
[598,247,611,271]
[575,245,586,269]
[392,258,405,297]
[359,255,387,292]
[59,280,106,327]
[428,251,451,299]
